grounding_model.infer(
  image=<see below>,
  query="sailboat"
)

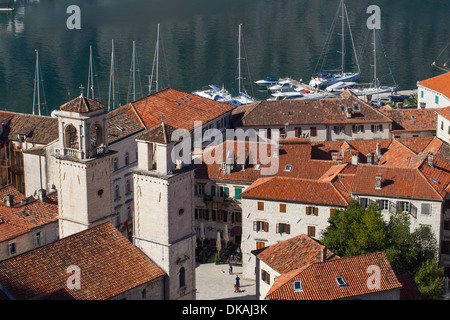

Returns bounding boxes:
[193,24,257,106]
[230,24,257,105]
[127,40,143,103]
[309,0,360,89]
[350,26,397,97]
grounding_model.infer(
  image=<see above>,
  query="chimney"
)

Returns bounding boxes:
[3,194,13,207]
[375,175,382,190]
[351,151,359,165]
[346,106,353,119]
[37,189,47,203]
[375,143,381,160]
[331,152,338,161]
[367,152,374,165]
[320,245,327,262]
[428,154,434,167]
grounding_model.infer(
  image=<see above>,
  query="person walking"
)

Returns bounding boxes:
[235,275,240,292]
[229,263,233,275]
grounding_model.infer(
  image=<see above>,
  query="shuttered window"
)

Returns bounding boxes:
[257,201,264,211]
[307,226,316,237]
[280,203,286,213]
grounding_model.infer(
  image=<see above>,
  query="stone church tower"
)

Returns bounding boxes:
[132,123,197,300]
[53,93,116,239]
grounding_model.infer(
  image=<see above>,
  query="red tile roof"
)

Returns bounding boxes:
[119,88,236,132]
[236,95,392,127]
[381,109,437,132]
[254,234,339,275]
[266,252,402,300]
[241,176,350,207]
[0,186,58,242]
[195,140,340,182]
[60,95,105,113]
[346,165,446,200]
[418,72,450,99]
[0,222,165,300]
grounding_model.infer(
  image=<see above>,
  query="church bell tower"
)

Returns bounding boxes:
[132,123,197,300]
[53,92,116,238]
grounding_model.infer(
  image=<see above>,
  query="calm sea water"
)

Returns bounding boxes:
[0,0,449,115]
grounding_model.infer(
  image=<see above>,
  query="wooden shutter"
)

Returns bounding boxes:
[253,221,258,231]
[276,223,280,233]
[258,201,264,211]
[280,203,286,213]
[295,127,302,138]
[314,207,318,216]
[264,222,269,232]
[310,127,317,137]
[286,224,291,234]
[224,187,229,198]
[306,206,311,215]
[307,226,316,237]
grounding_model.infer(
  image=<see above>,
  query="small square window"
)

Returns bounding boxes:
[284,165,293,172]
[293,280,303,292]
[336,277,347,288]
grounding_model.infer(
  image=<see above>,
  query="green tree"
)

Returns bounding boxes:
[414,259,445,300]
[403,93,418,107]
[321,200,442,299]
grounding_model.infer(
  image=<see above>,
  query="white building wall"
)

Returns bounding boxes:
[242,198,344,280]
[418,85,450,109]
[436,114,450,144]
[0,221,58,261]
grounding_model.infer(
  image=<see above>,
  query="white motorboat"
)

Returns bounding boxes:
[351,86,396,97]
[267,79,295,92]
[0,7,15,13]
[255,76,278,87]
[192,85,233,102]
[310,72,360,88]
[326,81,357,92]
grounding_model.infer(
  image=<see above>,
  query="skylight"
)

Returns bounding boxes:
[353,104,360,111]
[430,177,440,184]
[285,165,293,172]
[116,125,125,132]
[254,164,261,170]
[293,280,303,292]
[336,277,347,288]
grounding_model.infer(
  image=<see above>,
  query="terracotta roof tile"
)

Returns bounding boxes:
[0,222,165,300]
[381,109,437,132]
[60,95,105,113]
[124,88,236,132]
[0,186,58,242]
[418,72,450,99]
[241,176,350,207]
[254,235,339,275]
[238,95,392,127]
[266,252,402,300]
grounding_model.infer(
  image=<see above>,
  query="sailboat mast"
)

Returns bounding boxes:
[341,0,345,75]
[87,45,95,99]
[108,39,116,111]
[156,23,160,92]
[33,49,41,116]
[238,24,242,94]
[132,40,136,101]
[373,27,377,87]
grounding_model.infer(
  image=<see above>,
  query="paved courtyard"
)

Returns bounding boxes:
[195,261,256,300]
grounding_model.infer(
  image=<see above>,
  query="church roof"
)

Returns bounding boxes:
[0,222,165,300]
[60,95,105,113]
[135,122,182,144]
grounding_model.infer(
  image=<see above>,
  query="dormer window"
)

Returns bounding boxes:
[336,277,347,288]
[293,280,303,292]
[284,165,293,172]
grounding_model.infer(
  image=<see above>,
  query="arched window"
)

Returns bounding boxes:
[115,185,120,199]
[125,152,130,166]
[64,124,78,149]
[90,123,104,149]
[142,288,147,299]
[126,179,131,194]
[179,267,186,288]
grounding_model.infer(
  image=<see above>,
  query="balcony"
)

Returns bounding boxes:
[203,195,235,205]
